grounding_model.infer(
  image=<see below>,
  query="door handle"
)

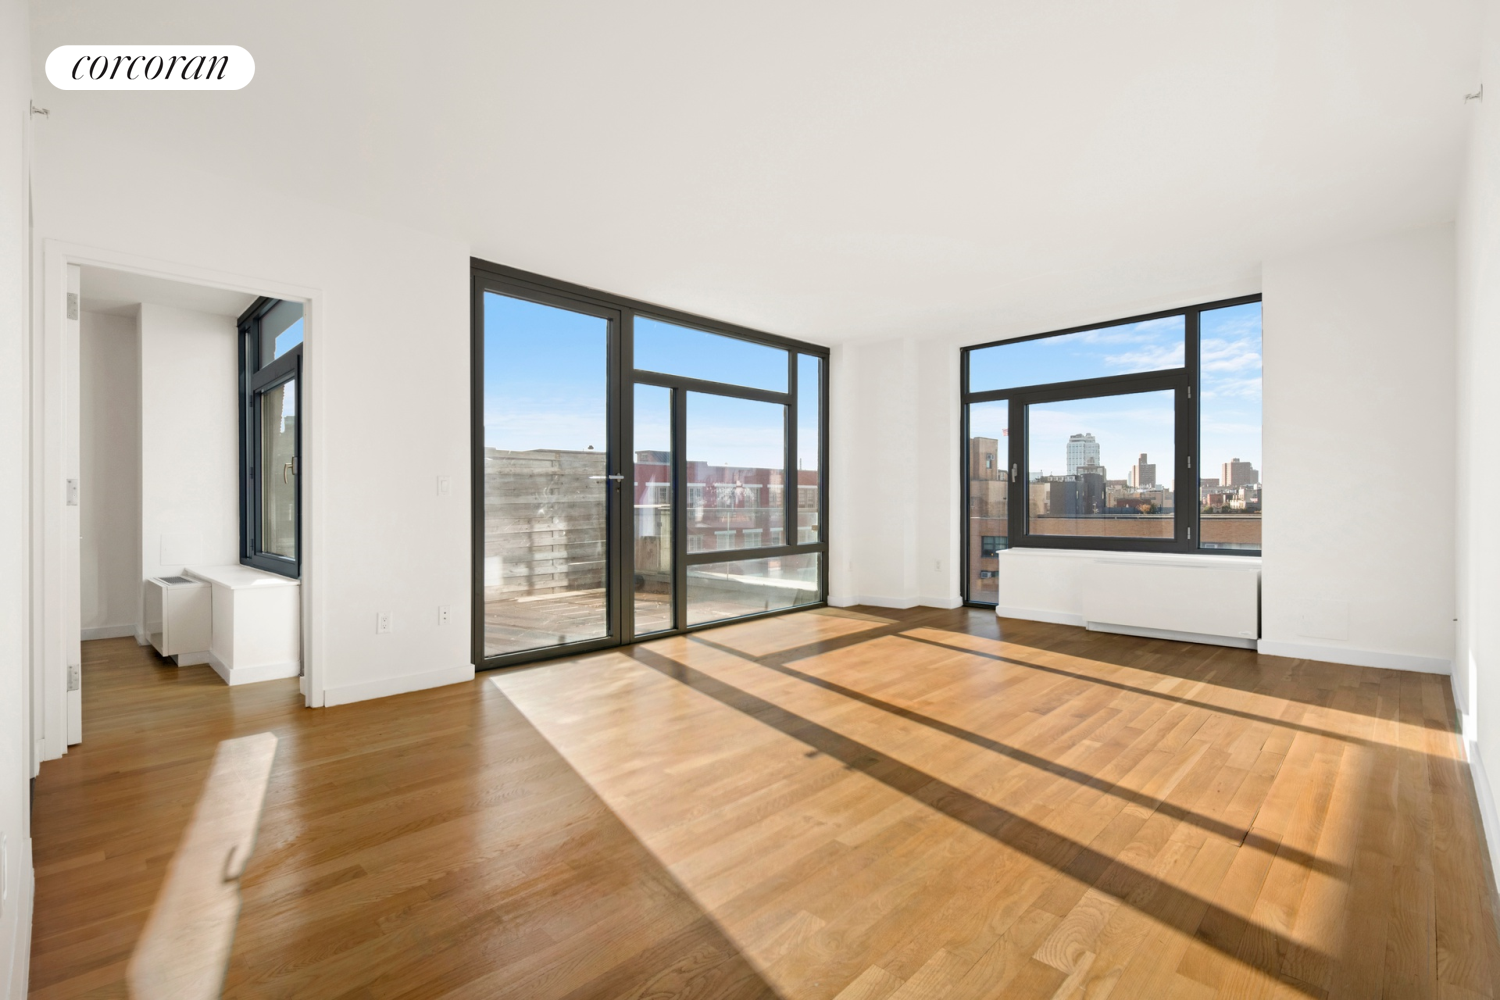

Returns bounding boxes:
[589,475,626,480]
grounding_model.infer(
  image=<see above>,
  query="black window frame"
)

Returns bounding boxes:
[960,293,1261,605]
[471,259,831,670]
[237,296,303,579]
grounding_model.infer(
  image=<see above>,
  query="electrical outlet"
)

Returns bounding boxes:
[438,605,450,625]
[376,611,392,634]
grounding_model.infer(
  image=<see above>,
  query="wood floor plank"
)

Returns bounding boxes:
[29,607,1500,999]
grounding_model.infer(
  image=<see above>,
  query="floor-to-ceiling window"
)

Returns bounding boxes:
[472,262,829,669]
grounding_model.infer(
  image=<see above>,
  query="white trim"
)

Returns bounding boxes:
[176,650,299,687]
[3,837,33,1000]
[80,624,135,641]
[133,627,150,646]
[322,663,475,708]
[996,546,1262,568]
[1086,621,1257,649]
[995,605,1088,628]
[846,595,920,609]
[918,595,963,610]
[1466,740,1500,891]
[1255,638,1452,675]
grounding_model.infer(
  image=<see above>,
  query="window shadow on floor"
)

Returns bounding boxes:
[628,643,1333,998]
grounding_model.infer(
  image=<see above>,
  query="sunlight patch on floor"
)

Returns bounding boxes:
[128,732,278,1000]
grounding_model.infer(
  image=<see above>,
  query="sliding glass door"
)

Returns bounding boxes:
[473,263,829,670]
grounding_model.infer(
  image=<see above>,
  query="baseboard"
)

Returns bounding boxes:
[995,605,1088,628]
[322,662,476,708]
[133,628,150,646]
[918,595,963,610]
[4,836,33,1000]
[81,624,136,641]
[227,659,299,685]
[175,650,217,672]
[845,595,921,610]
[1086,621,1257,649]
[1466,740,1500,902]
[177,651,299,687]
[1255,639,1452,675]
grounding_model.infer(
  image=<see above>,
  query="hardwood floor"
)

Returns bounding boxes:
[29,606,1500,998]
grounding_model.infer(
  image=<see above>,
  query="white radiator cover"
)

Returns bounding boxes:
[1080,558,1259,644]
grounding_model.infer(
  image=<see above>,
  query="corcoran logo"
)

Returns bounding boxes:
[45,45,254,90]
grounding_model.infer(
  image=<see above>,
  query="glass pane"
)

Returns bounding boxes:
[967,401,1007,602]
[635,316,788,392]
[633,384,673,636]
[688,553,820,626]
[259,300,304,367]
[969,315,1185,393]
[1199,302,1262,550]
[1027,389,1175,539]
[482,292,610,657]
[258,378,297,559]
[796,354,821,544]
[687,392,785,555]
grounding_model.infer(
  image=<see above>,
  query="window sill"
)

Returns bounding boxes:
[996,548,1261,569]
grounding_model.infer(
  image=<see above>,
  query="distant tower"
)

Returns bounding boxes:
[1222,458,1259,486]
[1066,433,1100,475]
[1129,453,1157,489]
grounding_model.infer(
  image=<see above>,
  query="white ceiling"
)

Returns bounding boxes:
[33,1,1481,344]
[79,265,258,318]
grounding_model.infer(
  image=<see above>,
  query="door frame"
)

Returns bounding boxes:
[470,259,831,671]
[469,270,629,669]
[33,239,327,767]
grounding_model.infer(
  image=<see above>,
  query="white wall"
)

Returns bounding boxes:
[137,302,237,626]
[1456,0,1500,878]
[828,334,962,611]
[1260,224,1456,673]
[79,309,140,635]
[0,0,31,992]
[32,124,473,710]
[830,224,1458,682]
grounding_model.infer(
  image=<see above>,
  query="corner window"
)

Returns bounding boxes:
[239,298,302,577]
[961,297,1261,603]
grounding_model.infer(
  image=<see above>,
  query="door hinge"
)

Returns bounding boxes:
[1187,527,1193,541]
[67,664,80,692]
[1187,456,1192,469]
[1187,386,1192,399]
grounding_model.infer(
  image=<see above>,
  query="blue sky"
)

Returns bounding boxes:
[635,316,787,391]
[485,293,819,471]
[969,316,1185,392]
[1198,302,1263,479]
[1030,390,1175,485]
[967,303,1263,488]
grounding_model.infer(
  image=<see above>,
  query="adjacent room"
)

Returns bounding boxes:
[3,2,1500,999]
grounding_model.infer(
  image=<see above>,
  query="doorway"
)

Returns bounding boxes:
[471,262,829,670]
